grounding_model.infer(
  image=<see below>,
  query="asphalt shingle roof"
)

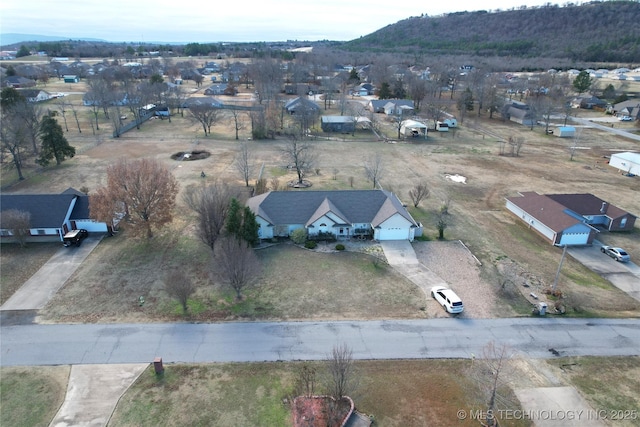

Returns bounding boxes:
[0,194,76,228]
[247,190,417,228]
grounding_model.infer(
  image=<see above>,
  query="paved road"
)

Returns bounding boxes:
[2,318,639,367]
[568,116,640,142]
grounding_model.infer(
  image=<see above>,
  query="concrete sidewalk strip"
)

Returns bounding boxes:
[49,363,148,427]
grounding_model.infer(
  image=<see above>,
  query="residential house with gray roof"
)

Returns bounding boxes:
[247,190,421,241]
[0,188,109,244]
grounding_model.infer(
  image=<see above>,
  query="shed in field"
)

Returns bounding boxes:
[609,152,640,176]
[400,120,428,138]
[556,126,576,138]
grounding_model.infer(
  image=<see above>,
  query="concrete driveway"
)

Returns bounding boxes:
[0,236,102,311]
[380,241,448,297]
[567,241,640,302]
[515,387,605,426]
[49,363,147,427]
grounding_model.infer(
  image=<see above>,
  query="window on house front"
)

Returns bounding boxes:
[319,223,326,227]
[37,229,46,235]
[620,217,627,228]
[339,228,344,234]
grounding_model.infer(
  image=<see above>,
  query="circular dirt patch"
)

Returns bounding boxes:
[170,150,211,161]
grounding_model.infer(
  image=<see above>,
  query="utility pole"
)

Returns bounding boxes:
[553,245,568,291]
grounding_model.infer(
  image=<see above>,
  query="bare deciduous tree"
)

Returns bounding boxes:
[0,100,30,180]
[214,236,262,300]
[189,102,221,136]
[408,182,430,207]
[165,270,195,314]
[0,209,31,247]
[326,343,357,400]
[294,363,318,397]
[227,108,246,140]
[468,342,517,427]
[269,177,281,191]
[364,154,385,189]
[90,158,179,239]
[183,181,235,252]
[282,136,317,186]
[234,142,254,187]
[436,214,448,240]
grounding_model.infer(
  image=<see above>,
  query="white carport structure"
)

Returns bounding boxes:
[400,119,428,138]
[609,152,640,176]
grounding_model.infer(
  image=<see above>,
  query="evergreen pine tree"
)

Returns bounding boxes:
[241,206,260,246]
[225,198,242,236]
[37,114,76,166]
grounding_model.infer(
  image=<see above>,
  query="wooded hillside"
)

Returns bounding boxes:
[344,1,640,62]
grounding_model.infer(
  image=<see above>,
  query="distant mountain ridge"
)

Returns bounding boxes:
[1,33,106,46]
[344,1,640,62]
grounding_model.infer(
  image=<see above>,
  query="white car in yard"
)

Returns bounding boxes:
[601,245,631,262]
[430,286,464,314]
[618,116,632,121]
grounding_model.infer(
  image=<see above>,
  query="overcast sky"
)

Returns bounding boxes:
[1,0,567,43]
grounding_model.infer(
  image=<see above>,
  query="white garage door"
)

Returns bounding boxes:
[559,232,589,246]
[377,227,409,240]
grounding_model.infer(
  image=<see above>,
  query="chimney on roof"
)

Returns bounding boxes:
[600,202,607,213]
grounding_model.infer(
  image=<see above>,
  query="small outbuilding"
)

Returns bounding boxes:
[400,120,428,138]
[321,116,355,133]
[609,152,640,176]
[63,75,79,83]
[556,126,576,138]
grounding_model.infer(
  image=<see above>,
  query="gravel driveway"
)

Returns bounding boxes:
[336,239,508,319]
[413,240,511,319]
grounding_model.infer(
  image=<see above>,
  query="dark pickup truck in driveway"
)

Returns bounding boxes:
[63,229,88,247]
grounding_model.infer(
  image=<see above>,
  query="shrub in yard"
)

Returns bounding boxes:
[291,228,307,245]
[304,240,317,249]
[335,244,345,251]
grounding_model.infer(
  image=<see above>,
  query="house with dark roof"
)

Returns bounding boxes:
[247,190,422,241]
[0,188,109,244]
[505,192,636,246]
[17,88,53,103]
[283,97,320,115]
[504,102,536,126]
[204,83,231,96]
[321,116,356,133]
[609,100,640,120]
[546,193,636,231]
[2,75,36,88]
[367,99,414,115]
[570,95,607,109]
[182,97,224,109]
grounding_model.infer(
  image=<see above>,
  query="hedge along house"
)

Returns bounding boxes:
[246,190,422,241]
[0,188,109,244]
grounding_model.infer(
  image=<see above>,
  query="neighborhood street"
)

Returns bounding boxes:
[2,318,639,367]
